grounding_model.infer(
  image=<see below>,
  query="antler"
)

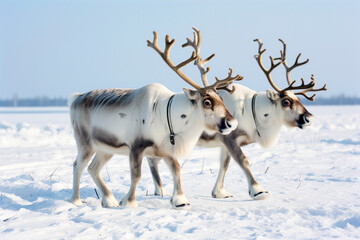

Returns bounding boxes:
[148,27,243,94]
[253,39,284,92]
[278,39,309,85]
[147,31,201,90]
[182,27,243,93]
[254,38,327,101]
[278,39,327,101]
[182,27,215,87]
[204,68,242,94]
[284,75,327,101]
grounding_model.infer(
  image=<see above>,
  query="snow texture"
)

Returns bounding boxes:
[0,106,359,239]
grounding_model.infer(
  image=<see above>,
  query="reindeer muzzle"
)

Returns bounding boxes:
[297,113,313,129]
[218,117,238,135]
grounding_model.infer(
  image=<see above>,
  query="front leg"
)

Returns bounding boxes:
[220,134,269,200]
[163,157,190,209]
[120,147,144,207]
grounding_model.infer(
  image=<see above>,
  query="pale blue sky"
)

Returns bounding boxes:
[1,0,359,99]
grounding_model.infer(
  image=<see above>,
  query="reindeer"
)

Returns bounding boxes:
[147,38,327,200]
[69,27,242,209]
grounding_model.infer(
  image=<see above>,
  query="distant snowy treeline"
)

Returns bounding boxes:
[0,95,360,106]
[305,94,360,105]
[0,97,67,107]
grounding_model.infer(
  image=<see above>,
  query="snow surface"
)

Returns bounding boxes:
[0,106,359,239]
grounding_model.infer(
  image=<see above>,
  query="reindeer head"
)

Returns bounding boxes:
[254,38,327,129]
[147,27,242,134]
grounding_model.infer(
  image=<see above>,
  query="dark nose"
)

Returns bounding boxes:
[219,118,231,130]
[303,115,310,123]
[225,119,232,128]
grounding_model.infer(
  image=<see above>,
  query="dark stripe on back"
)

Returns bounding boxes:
[72,89,134,109]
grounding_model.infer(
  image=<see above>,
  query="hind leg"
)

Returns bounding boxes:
[70,149,94,205]
[212,147,233,198]
[88,151,118,208]
[147,157,170,196]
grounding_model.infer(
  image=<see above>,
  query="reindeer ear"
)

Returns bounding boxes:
[266,89,278,102]
[183,88,200,101]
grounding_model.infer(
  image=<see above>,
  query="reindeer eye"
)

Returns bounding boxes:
[282,99,292,107]
[203,99,212,108]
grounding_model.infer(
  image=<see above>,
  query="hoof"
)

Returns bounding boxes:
[70,197,84,206]
[211,188,233,199]
[249,184,269,200]
[251,191,269,200]
[170,194,190,209]
[154,187,171,197]
[120,199,138,208]
[101,196,120,208]
[172,202,191,210]
[176,202,190,207]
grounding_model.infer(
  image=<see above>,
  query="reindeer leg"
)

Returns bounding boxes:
[221,134,269,200]
[163,157,190,209]
[212,147,233,198]
[119,152,142,207]
[88,152,118,208]
[120,139,153,207]
[71,148,94,206]
[147,157,163,195]
[147,157,170,196]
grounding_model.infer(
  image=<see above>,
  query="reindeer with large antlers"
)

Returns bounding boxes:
[148,38,326,200]
[69,27,241,209]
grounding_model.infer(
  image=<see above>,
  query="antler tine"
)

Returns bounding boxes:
[253,39,284,93]
[148,28,243,94]
[281,77,315,93]
[146,31,161,56]
[278,39,310,85]
[254,38,327,100]
[294,75,327,101]
[164,35,175,59]
[182,26,215,87]
[147,31,201,90]
[277,40,327,100]
[201,68,243,94]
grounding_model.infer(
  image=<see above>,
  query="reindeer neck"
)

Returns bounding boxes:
[219,84,282,149]
[169,93,202,134]
[156,93,204,159]
[247,92,282,149]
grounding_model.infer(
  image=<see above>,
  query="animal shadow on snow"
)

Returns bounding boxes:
[0,174,171,212]
[0,174,97,213]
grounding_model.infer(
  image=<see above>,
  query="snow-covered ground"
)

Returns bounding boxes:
[0,106,359,239]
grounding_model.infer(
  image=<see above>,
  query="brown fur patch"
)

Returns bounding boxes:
[200,132,217,142]
[131,138,155,162]
[221,128,252,147]
[73,123,93,159]
[92,127,127,148]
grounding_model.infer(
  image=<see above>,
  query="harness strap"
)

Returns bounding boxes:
[166,95,176,145]
[251,93,261,137]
